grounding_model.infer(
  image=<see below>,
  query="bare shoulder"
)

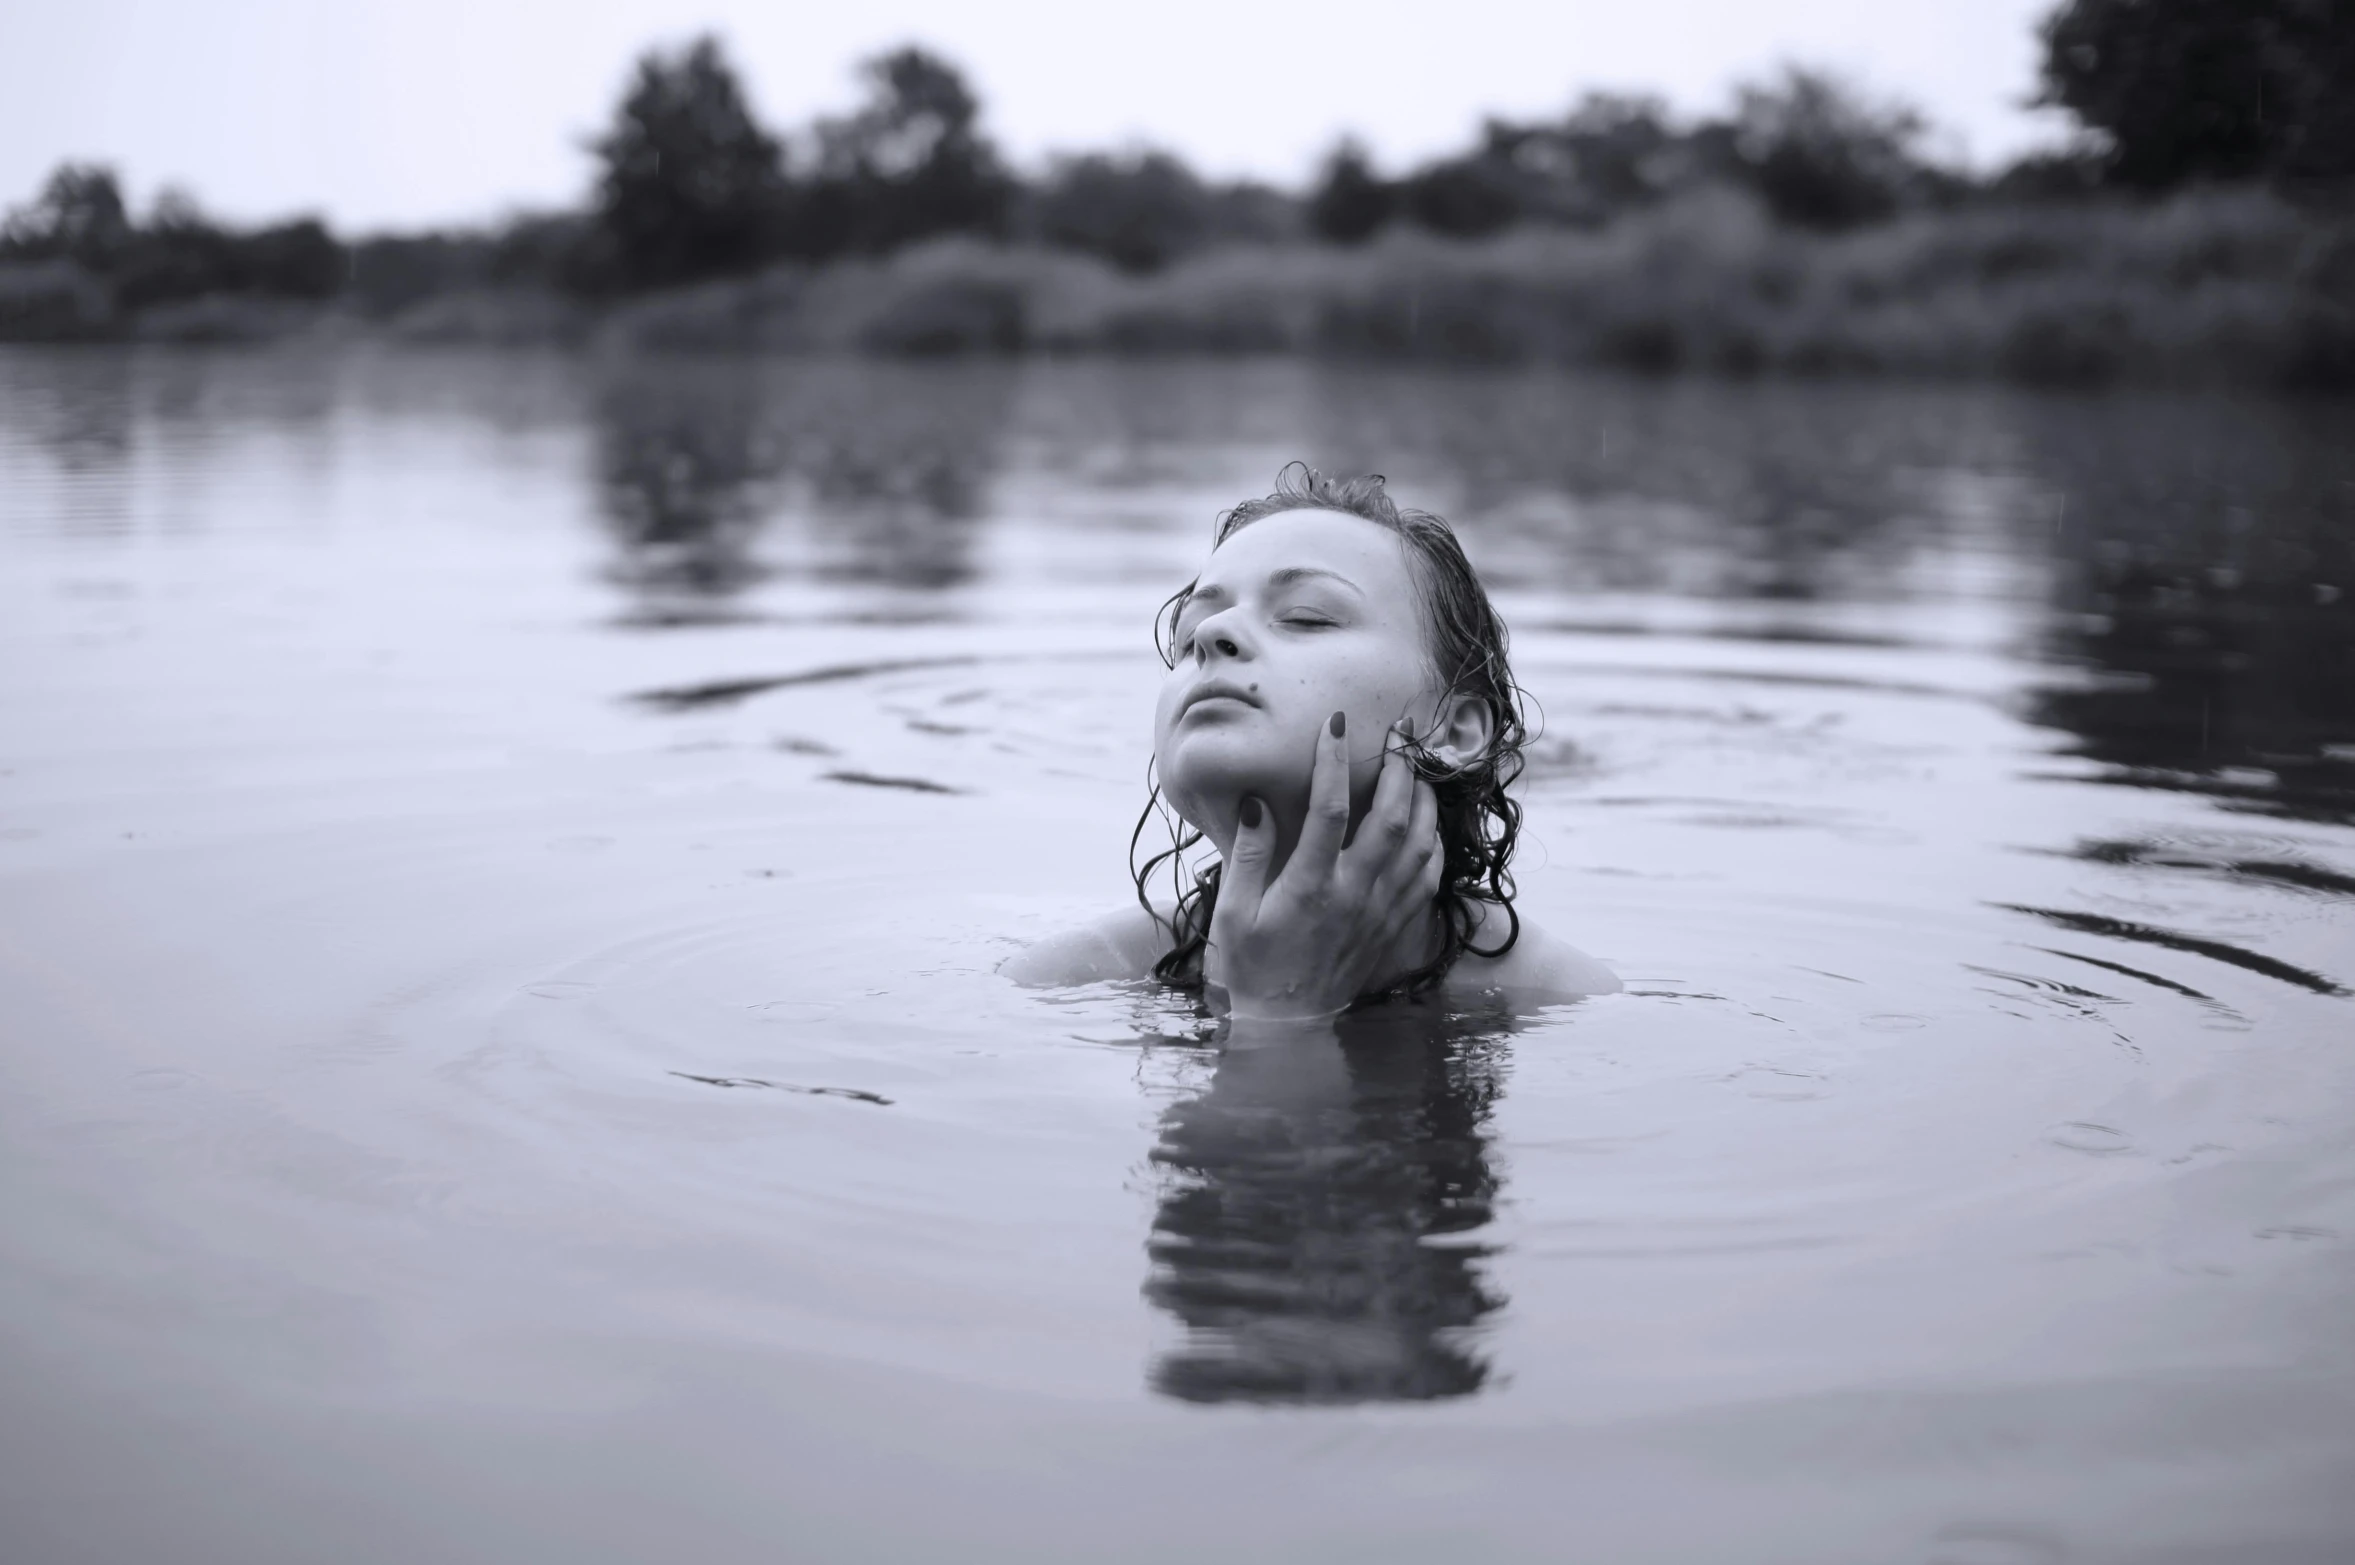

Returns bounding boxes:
[1451,905,1621,999]
[999,906,1169,987]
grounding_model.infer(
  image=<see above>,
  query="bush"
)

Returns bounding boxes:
[0,259,113,340]
[1028,151,1211,272]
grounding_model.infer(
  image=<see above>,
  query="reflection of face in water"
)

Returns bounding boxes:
[1142,1003,1516,1404]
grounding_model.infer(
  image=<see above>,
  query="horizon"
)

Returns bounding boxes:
[0,0,2070,235]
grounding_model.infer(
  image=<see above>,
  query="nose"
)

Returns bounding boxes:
[1193,605,1251,664]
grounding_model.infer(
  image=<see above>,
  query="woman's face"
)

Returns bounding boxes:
[1153,508,1437,850]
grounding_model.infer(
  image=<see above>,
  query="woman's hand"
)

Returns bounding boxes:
[1207,712,1442,1027]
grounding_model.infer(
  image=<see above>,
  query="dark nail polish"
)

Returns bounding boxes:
[1239,796,1262,829]
[1329,710,1346,738]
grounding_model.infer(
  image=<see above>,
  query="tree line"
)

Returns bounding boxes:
[5,0,2352,322]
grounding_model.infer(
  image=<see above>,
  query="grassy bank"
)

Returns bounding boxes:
[7,188,2350,388]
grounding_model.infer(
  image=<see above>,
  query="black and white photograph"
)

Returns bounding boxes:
[2,2,2352,1561]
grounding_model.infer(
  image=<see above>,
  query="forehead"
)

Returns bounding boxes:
[1198,508,1416,597]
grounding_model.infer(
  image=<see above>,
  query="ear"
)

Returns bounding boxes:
[1421,690,1494,769]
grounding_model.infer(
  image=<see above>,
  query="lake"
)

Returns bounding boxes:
[2,345,2352,1564]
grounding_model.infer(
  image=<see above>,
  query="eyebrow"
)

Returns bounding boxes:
[1178,566,1363,616]
[1268,566,1362,593]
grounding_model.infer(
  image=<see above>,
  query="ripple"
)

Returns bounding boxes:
[2061,836,2355,898]
[627,656,983,711]
[2048,1122,2135,1156]
[822,770,965,795]
[1992,904,2350,996]
[669,1072,893,1106]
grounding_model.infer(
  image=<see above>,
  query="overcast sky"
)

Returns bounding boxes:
[1,0,2073,233]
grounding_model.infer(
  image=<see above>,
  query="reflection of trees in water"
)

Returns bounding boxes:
[2014,395,2355,823]
[592,358,1012,611]
[1143,1006,1513,1405]
[8,349,135,477]
[1277,364,2351,819]
[795,366,1003,589]
[596,358,786,601]
[6,348,348,535]
[1300,367,2019,603]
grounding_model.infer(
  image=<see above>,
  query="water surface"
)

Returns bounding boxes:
[2,346,2352,1563]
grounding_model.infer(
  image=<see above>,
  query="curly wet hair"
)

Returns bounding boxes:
[1132,463,1529,998]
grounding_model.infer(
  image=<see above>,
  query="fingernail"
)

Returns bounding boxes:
[1329,710,1346,738]
[1239,796,1262,829]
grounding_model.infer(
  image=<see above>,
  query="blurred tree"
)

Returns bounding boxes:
[1392,98,1705,240]
[1546,93,1684,219]
[486,211,598,288]
[348,232,492,316]
[1,163,132,267]
[1,167,347,311]
[1030,150,1210,272]
[798,46,1013,256]
[1401,125,1526,238]
[229,220,344,297]
[1989,146,2111,203]
[588,35,789,290]
[2038,0,2355,189]
[1199,180,1302,246]
[1725,67,1929,229]
[1308,140,1398,243]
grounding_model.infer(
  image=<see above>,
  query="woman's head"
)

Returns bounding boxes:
[1138,464,1527,992]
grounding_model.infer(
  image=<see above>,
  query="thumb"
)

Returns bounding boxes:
[1219,794,1273,915]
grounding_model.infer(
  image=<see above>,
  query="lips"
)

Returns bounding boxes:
[1180,679,1259,717]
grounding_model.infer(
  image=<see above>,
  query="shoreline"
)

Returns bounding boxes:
[6,188,2350,391]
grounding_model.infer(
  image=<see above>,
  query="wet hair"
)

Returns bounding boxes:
[1133,462,1527,998]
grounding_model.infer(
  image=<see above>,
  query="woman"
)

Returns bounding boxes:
[1007,464,1617,1019]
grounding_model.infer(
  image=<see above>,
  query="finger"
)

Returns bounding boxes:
[1416,802,1445,903]
[1339,725,1415,889]
[1218,794,1275,916]
[1287,709,1353,883]
[1369,778,1441,911]
[1392,796,1445,949]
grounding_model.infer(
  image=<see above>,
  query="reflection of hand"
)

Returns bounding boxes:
[1209,712,1441,1026]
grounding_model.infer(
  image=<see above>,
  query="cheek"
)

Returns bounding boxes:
[1286,642,1429,723]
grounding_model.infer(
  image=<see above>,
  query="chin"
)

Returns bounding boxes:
[1157,725,1308,831]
